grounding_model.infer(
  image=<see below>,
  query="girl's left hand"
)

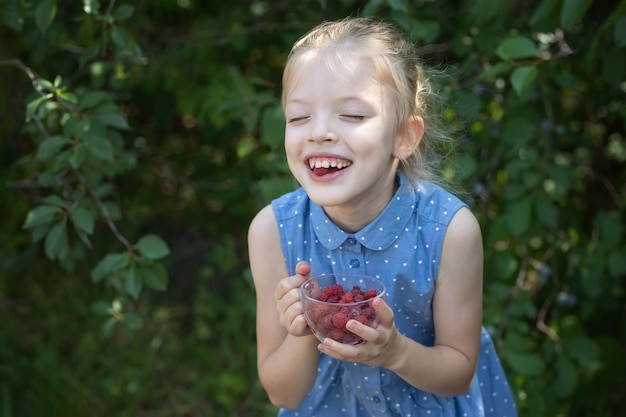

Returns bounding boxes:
[317,297,406,368]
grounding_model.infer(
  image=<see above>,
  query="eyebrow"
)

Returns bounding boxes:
[286,96,372,106]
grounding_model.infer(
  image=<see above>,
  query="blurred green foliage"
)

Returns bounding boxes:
[1,0,625,416]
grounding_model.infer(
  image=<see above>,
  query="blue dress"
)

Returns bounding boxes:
[270,173,517,417]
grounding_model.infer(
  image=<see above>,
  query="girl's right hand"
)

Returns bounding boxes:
[274,261,312,336]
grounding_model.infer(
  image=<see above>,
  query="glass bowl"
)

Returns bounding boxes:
[300,273,385,345]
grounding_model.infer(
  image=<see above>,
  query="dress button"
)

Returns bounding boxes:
[350,259,360,268]
[346,237,356,245]
[372,395,381,403]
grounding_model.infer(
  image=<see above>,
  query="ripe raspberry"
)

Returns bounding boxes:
[354,315,369,325]
[364,288,378,299]
[340,292,354,303]
[329,328,347,341]
[332,312,349,328]
[361,307,376,320]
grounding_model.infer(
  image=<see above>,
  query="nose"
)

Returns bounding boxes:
[309,114,337,143]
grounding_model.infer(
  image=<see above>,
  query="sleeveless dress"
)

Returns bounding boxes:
[270,173,518,417]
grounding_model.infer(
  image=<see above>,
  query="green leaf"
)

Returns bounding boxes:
[454,153,478,181]
[23,205,60,229]
[530,0,560,25]
[124,265,142,299]
[510,66,538,96]
[602,47,625,84]
[495,36,538,61]
[79,43,101,68]
[552,356,578,398]
[615,15,626,47]
[32,223,52,242]
[82,121,114,160]
[388,0,409,12]
[560,0,593,30]
[102,317,117,337]
[453,91,481,118]
[36,135,69,159]
[68,144,88,168]
[44,218,68,260]
[408,20,440,44]
[70,207,96,235]
[57,91,78,105]
[95,113,129,130]
[114,5,135,21]
[501,117,536,146]
[135,234,170,260]
[91,252,131,282]
[110,25,134,48]
[260,105,284,147]
[41,195,67,208]
[141,262,168,291]
[608,249,626,275]
[79,91,112,109]
[26,95,49,121]
[479,62,512,79]
[83,0,101,14]
[563,336,599,364]
[506,352,543,376]
[35,0,57,33]
[36,78,55,92]
[533,194,559,228]
[494,250,519,281]
[596,211,622,250]
[505,196,532,236]
[91,300,112,316]
[122,312,142,329]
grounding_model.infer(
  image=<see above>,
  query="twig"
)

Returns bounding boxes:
[105,0,116,16]
[5,58,134,253]
[0,59,47,96]
[71,165,133,252]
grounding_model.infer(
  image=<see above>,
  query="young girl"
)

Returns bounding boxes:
[248,17,517,417]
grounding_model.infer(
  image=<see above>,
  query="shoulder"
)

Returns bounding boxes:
[271,187,309,222]
[248,204,278,240]
[414,182,467,224]
[446,206,482,248]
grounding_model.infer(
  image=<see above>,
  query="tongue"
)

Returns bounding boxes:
[313,167,333,176]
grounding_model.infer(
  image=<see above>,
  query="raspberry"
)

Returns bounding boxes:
[329,328,347,341]
[318,292,329,302]
[364,288,377,299]
[332,312,348,328]
[362,306,376,319]
[340,292,354,303]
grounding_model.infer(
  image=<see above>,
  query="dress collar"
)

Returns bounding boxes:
[310,172,417,251]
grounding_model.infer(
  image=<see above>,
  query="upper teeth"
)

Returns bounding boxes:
[309,158,351,170]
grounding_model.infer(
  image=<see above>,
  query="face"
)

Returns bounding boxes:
[283,53,402,229]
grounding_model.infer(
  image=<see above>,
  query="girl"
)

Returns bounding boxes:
[248,17,517,416]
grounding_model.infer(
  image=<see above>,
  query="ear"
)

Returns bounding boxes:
[393,116,424,160]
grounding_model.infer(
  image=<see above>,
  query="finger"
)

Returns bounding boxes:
[371,297,395,326]
[295,261,311,276]
[274,277,295,301]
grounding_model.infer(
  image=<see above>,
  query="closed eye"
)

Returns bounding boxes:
[341,115,365,121]
[287,116,309,124]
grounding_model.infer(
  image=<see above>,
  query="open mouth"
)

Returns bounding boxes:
[308,157,352,176]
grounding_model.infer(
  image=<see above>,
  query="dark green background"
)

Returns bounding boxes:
[1,0,625,416]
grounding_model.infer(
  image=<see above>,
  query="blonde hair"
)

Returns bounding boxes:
[282,17,450,187]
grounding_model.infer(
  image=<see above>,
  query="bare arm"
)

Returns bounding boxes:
[318,207,483,396]
[248,205,321,409]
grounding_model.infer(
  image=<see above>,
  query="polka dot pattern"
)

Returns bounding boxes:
[271,173,517,417]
